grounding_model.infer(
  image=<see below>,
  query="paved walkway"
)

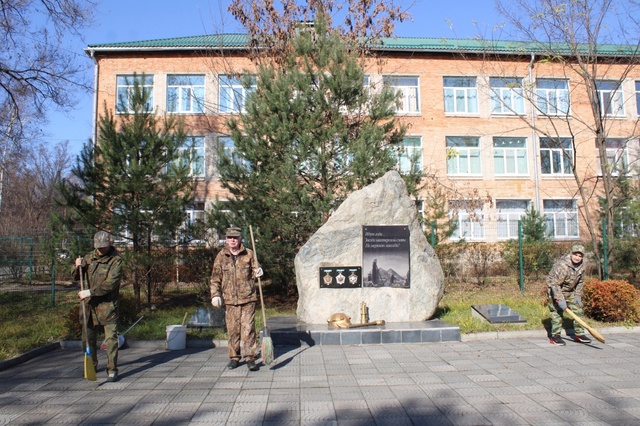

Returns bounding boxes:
[2,330,640,425]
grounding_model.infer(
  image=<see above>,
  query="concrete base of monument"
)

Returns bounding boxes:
[265,315,461,347]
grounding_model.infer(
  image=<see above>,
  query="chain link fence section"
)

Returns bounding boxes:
[0,237,35,288]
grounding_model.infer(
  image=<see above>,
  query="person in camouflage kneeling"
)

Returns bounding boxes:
[546,244,591,346]
[75,231,123,382]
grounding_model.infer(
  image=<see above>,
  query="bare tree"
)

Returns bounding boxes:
[227,0,411,65]
[481,0,640,276]
[0,0,97,215]
[0,141,72,236]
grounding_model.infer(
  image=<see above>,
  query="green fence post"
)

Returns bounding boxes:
[51,256,56,307]
[518,220,524,294]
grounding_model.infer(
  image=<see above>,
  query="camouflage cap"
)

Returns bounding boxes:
[571,244,585,254]
[225,227,242,237]
[94,231,112,249]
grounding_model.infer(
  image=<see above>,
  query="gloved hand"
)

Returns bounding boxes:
[254,267,264,278]
[574,296,582,308]
[211,296,222,308]
[557,299,567,311]
[78,289,91,300]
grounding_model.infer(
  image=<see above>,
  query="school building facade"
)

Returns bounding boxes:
[85,34,640,244]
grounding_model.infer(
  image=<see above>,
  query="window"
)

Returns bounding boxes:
[174,136,205,177]
[178,202,206,244]
[397,136,422,173]
[116,75,153,113]
[383,76,419,113]
[636,81,640,115]
[536,78,569,116]
[540,137,573,175]
[493,137,528,176]
[490,77,524,115]
[603,138,629,176]
[443,77,478,114]
[597,80,624,117]
[543,199,578,239]
[496,200,529,240]
[446,136,481,176]
[167,75,205,113]
[219,75,256,113]
[449,200,484,241]
[217,136,250,170]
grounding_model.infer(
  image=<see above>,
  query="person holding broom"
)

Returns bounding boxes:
[210,226,263,371]
[546,244,591,346]
[74,231,123,382]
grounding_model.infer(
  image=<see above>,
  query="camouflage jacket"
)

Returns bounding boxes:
[73,246,123,325]
[545,254,584,301]
[210,244,259,306]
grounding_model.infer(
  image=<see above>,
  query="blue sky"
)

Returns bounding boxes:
[46,0,505,158]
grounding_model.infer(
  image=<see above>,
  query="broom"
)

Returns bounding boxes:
[249,225,274,365]
[79,266,96,381]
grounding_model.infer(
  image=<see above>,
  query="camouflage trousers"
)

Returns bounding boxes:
[225,302,257,361]
[547,294,585,336]
[85,322,119,374]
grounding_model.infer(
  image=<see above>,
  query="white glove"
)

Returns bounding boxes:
[211,296,222,308]
[78,289,91,300]
[254,267,264,278]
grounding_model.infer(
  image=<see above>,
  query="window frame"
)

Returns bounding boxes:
[116,74,154,113]
[443,77,478,115]
[603,138,629,176]
[449,201,485,241]
[490,77,525,115]
[596,80,625,117]
[543,199,579,239]
[217,135,251,171]
[167,74,205,114]
[535,78,570,116]
[174,136,206,177]
[493,137,528,176]
[382,75,420,114]
[446,136,482,176]
[496,200,529,240]
[636,81,640,116]
[397,136,422,174]
[540,137,573,176]
[219,75,256,114]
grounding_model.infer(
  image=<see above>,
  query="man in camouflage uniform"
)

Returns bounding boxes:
[75,231,123,382]
[546,244,591,346]
[210,227,263,371]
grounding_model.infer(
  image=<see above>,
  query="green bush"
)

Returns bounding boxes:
[583,279,640,322]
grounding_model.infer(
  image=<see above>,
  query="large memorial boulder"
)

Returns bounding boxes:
[295,170,444,324]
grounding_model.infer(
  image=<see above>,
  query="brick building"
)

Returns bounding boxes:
[85,35,640,243]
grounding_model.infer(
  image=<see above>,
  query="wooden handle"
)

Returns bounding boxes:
[565,308,605,344]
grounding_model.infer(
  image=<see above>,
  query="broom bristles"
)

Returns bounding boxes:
[261,336,274,365]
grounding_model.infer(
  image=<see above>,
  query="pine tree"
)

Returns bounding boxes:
[210,15,410,290]
[58,75,197,305]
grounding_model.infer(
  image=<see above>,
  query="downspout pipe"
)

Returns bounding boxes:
[88,49,99,149]
[528,52,541,211]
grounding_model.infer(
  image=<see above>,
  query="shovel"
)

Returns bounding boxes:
[79,267,96,381]
[101,316,144,350]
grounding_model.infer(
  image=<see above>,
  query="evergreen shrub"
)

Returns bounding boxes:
[583,279,640,323]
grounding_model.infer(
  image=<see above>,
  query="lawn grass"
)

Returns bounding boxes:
[0,278,631,361]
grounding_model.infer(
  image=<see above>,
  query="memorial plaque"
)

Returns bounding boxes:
[319,266,362,288]
[471,304,527,324]
[362,225,410,288]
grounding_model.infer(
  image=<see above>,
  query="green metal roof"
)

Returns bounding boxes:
[86,34,639,57]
